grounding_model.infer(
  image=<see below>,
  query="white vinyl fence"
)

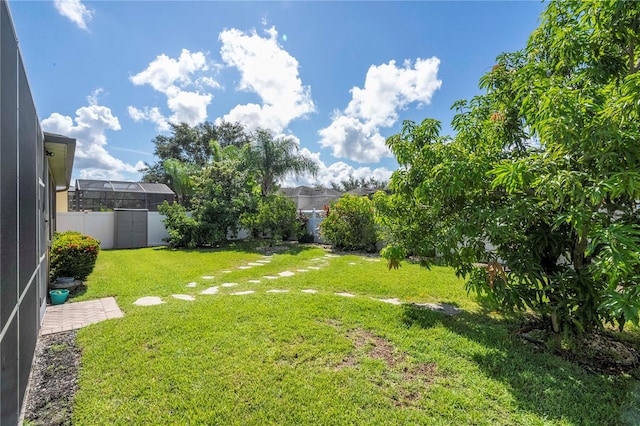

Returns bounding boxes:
[57,209,328,249]
[57,211,169,249]
[299,209,326,243]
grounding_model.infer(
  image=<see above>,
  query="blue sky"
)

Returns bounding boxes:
[9,0,545,186]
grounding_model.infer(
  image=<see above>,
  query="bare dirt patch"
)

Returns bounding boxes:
[23,331,80,426]
[517,319,640,375]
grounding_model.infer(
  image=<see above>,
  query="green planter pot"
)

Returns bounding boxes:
[49,289,70,305]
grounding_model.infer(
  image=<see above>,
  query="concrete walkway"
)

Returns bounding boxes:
[40,297,124,335]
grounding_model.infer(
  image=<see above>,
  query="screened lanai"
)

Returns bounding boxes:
[69,179,175,212]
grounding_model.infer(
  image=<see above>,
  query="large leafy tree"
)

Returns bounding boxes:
[141,120,250,186]
[244,129,318,197]
[378,0,640,336]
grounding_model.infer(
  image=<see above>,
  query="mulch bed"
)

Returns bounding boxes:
[23,331,80,426]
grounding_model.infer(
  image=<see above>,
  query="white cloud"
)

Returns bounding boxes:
[281,148,393,188]
[53,0,92,31]
[86,88,104,106]
[42,103,141,180]
[129,49,216,131]
[217,26,314,133]
[318,57,441,163]
[127,106,170,132]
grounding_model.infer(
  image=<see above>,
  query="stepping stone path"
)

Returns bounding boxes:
[134,296,164,306]
[222,270,232,273]
[132,253,463,318]
[231,290,255,295]
[172,294,195,301]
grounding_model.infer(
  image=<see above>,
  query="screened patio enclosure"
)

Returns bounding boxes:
[69,179,175,212]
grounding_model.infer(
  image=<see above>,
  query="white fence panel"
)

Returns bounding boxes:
[148,212,169,246]
[57,212,115,248]
[300,209,326,243]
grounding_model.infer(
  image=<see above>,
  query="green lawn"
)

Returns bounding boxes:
[71,244,639,425]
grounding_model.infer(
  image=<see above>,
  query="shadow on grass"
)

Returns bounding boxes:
[149,241,318,257]
[401,305,638,426]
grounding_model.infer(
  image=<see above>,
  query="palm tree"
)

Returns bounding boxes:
[244,129,318,197]
[164,159,194,206]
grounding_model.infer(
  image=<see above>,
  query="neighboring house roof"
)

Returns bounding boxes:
[279,186,344,211]
[345,187,379,197]
[44,132,76,191]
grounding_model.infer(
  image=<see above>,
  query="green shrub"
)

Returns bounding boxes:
[242,194,298,241]
[158,201,200,248]
[50,231,100,281]
[319,194,378,252]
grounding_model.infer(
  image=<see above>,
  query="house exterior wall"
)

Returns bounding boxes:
[0,1,52,424]
[56,190,68,212]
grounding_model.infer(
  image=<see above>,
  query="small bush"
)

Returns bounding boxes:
[158,201,200,248]
[50,231,100,281]
[319,194,378,252]
[242,194,298,241]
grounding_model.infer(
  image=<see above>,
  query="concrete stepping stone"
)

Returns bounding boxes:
[256,260,271,264]
[263,275,279,280]
[172,294,195,301]
[221,283,238,287]
[324,254,340,258]
[231,290,255,295]
[363,258,381,262]
[348,262,357,266]
[335,292,355,298]
[222,270,232,273]
[248,263,264,266]
[202,276,214,280]
[411,303,463,316]
[201,286,219,295]
[301,289,318,294]
[267,289,289,293]
[186,282,197,288]
[311,258,324,262]
[248,279,261,284]
[278,271,295,277]
[238,266,252,270]
[308,266,321,270]
[296,269,309,272]
[376,297,402,305]
[133,296,164,306]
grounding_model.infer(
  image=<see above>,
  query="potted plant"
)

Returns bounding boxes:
[49,289,70,305]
